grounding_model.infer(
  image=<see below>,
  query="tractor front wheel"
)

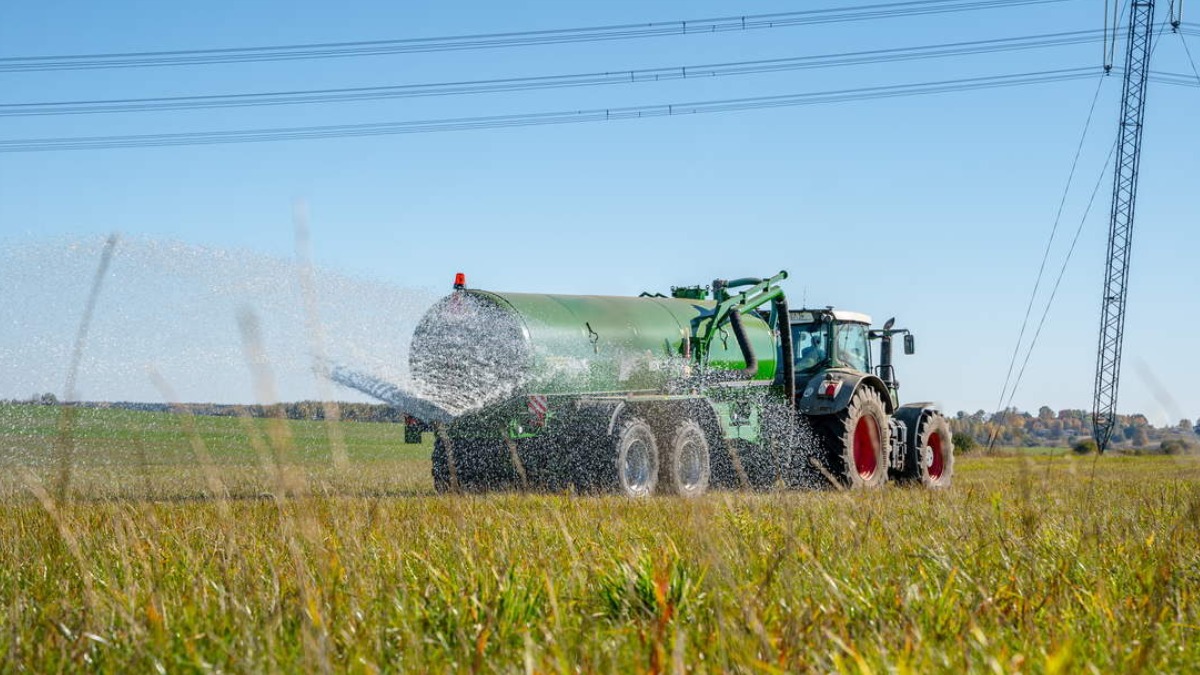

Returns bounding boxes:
[900,413,955,488]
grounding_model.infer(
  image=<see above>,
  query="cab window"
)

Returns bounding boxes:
[791,323,828,372]
[835,323,870,372]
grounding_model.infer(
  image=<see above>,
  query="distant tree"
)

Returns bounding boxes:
[1180,419,1193,432]
[38,392,58,406]
[1048,422,1064,441]
[952,432,977,454]
[1072,438,1098,455]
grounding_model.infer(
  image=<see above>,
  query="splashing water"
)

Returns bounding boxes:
[0,236,439,405]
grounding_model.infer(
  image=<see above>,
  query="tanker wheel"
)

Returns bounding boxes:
[602,417,659,497]
[899,413,955,488]
[659,419,711,497]
[518,435,571,493]
[819,387,890,489]
[432,435,516,493]
[431,435,452,493]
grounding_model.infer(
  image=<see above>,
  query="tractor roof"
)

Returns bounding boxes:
[790,308,873,326]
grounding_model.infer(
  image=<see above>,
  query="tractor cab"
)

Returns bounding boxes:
[788,308,873,376]
[783,308,916,412]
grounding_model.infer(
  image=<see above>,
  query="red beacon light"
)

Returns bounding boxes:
[453,272,466,290]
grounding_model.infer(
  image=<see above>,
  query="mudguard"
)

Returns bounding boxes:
[892,402,944,460]
[796,369,895,416]
[893,402,938,435]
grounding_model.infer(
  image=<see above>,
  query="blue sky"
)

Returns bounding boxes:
[1,1,1198,423]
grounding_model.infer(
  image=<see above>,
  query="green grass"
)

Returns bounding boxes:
[2,404,1198,672]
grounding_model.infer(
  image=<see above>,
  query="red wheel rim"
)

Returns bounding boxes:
[928,432,944,479]
[853,416,879,479]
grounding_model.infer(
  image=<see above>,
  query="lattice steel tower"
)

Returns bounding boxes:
[1093,0,1156,452]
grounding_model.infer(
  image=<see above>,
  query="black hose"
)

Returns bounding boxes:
[727,309,759,379]
[774,296,796,408]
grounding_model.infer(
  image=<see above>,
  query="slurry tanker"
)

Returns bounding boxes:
[332,271,953,495]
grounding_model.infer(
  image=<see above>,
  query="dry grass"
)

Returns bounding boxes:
[2,404,1199,672]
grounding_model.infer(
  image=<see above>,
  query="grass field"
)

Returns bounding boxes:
[2,404,1198,672]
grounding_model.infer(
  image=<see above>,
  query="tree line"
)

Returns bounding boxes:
[3,394,416,424]
[7,394,1199,452]
[949,406,1200,454]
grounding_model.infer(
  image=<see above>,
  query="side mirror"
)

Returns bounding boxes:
[904,334,915,355]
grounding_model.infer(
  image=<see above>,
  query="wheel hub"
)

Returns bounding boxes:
[624,438,652,493]
[852,416,879,479]
[678,438,704,490]
[927,433,944,479]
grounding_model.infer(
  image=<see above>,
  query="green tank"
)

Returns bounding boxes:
[409,289,777,414]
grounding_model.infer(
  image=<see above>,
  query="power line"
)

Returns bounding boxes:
[0,0,1074,72]
[1008,138,1118,410]
[0,30,1109,117]
[0,68,1102,153]
[993,73,1107,423]
[8,33,1189,121]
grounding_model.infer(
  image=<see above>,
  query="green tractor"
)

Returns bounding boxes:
[786,307,952,489]
[333,271,953,495]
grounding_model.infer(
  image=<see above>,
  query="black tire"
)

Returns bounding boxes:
[900,413,955,488]
[518,434,570,492]
[431,435,517,493]
[817,387,890,489]
[659,419,711,497]
[599,417,659,497]
[431,434,452,493]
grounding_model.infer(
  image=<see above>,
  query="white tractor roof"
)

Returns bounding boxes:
[831,309,872,325]
[790,309,873,325]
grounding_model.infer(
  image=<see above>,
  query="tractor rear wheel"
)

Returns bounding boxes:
[900,413,955,488]
[659,419,711,497]
[818,387,890,489]
[600,417,659,497]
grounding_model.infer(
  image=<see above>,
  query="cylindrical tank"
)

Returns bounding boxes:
[409,290,777,413]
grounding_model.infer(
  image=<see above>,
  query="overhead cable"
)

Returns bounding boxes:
[0,0,1075,72]
[0,68,1102,153]
[993,73,1108,424]
[1004,140,1118,414]
[0,30,1109,116]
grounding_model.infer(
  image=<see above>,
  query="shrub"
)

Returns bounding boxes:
[1159,439,1195,455]
[1072,438,1099,455]
[952,432,978,454]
